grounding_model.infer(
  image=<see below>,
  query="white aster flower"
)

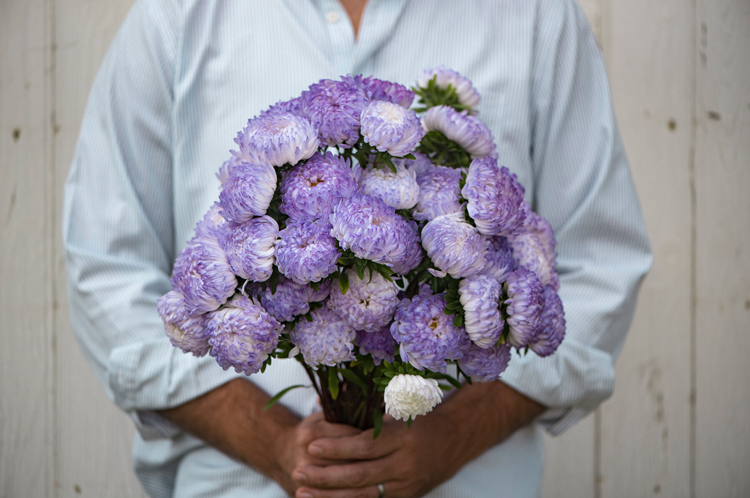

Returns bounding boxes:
[384,374,443,421]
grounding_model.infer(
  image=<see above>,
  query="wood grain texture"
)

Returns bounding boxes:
[694,1,750,496]
[598,0,693,497]
[542,414,596,498]
[53,0,147,496]
[0,1,54,497]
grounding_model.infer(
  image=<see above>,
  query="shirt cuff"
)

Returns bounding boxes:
[107,338,244,440]
[500,336,615,436]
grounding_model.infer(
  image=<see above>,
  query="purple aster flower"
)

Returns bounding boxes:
[344,75,415,108]
[290,306,356,369]
[261,97,303,117]
[216,156,241,185]
[458,343,512,382]
[279,152,358,221]
[357,327,397,366]
[360,100,425,157]
[458,275,504,348]
[206,295,283,375]
[260,276,311,323]
[308,278,333,303]
[417,66,481,109]
[520,201,558,271]
[503,267,545,348]
[509,232,560,290]
[461,157,526,237]
[329,193,422,274]
[405,152,435,178]
[422,105,495,158]
[220,216,278,282]
[482,236,516,283]
[412,165,463,221]
[232,112,319,167]
[275,219,340,284]
[327,269,398,332]
[218,161,277,224]
[359,163,420,210]
[529,285,565,357]
[301,78,369,147]
[421,212,489,279]
[195,202,229,239]
[390,291,471,373]
[157,290,210,357]
[171,235,237,314]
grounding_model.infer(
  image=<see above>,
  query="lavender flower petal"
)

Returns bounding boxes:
[327,269,398,332]
[422,105,495,158]
[357,327,397,366]
[276,219,340,284]
[360,101,425,157]
[503,267,545,348]
[218,161,277,224]
[390,290,471,373]
[462,157,526,236]
[220,216,279,282]
[280,152,358,221]
[529,285,565,357]
[458,275,504,348]
[421,212,489,279]
[359,163,420,210]
[171,235,237,314]
[412,165,463,221]
[290,306,356,369]
[157,290,210,356]
[458,343,512,382]
[206,295,283,375]
[232,112,319,167]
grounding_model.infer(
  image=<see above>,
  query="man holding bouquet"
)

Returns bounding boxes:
[64,0,651,497]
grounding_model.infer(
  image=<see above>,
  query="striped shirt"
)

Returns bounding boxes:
[63,0,652,496]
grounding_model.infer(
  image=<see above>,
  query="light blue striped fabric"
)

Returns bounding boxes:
[63,0,652,496]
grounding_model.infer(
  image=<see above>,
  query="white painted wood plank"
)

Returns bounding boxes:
[542,413,596,498]
[0,1,54,497]
[576,0,603,46]
[599,0,693,496]
[53,0,147,496]
[694,1,750,497]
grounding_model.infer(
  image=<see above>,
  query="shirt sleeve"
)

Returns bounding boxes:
[62,0,242,440]
[499,0,653,435]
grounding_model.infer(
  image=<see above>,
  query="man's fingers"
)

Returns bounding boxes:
[294,485,381,498]
[308,427,402,460]
[292,459,389,489]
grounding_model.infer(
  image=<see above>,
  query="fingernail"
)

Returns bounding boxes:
[298,492,313,498]
[292,470,308,483]
[309,444,322,456]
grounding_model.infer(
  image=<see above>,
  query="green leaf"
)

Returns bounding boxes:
[407,416,413,428]
[372,409,384,439]
[453,314,464,327]
[339,271,350,295]
[382,154,397,174]
[340,368,368,392]
[304,312,313,322]
[310,281,320,293]
[328,367,340,400]
[403,153,416,160]
[264,384,309,411]
[355,260,365,280]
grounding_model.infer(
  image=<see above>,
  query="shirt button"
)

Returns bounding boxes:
[325,11,340,24]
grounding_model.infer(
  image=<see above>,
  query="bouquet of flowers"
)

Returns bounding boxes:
[158,68,565,435]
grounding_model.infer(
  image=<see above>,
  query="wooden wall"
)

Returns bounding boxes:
[0,1,747,497]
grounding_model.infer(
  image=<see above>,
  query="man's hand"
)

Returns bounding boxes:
[291,381,546,498]
[156,378,360,496]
